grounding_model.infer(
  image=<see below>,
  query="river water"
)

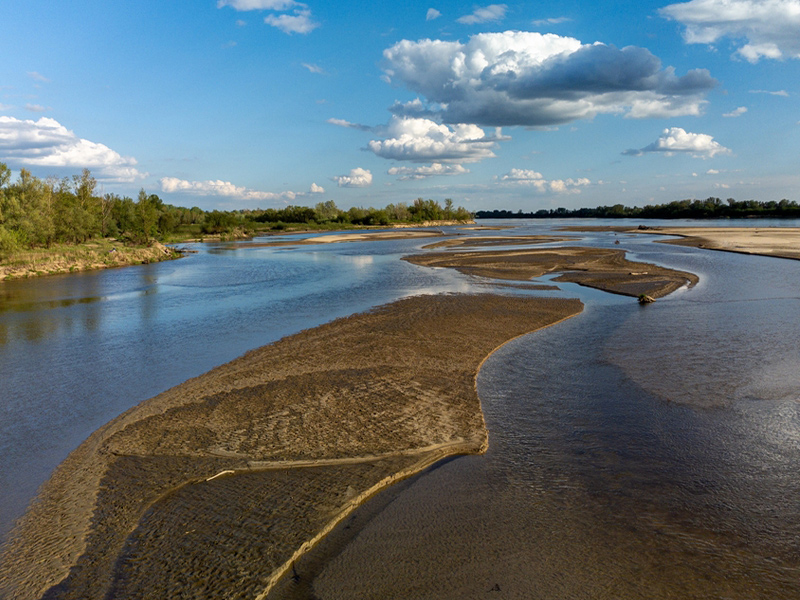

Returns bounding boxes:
[2,221,800,598]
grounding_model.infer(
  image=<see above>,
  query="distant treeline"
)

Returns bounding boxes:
[0,164,472,259]
[476,197,800,220]
[249,197,472,227]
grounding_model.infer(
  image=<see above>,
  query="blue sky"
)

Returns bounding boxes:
[1,0,798,211]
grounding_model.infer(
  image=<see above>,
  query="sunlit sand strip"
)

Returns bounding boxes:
[640,226,800,261]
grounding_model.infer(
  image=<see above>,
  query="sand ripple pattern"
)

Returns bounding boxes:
[0,293,582,600]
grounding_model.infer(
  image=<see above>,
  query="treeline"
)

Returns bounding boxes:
[250,198,472,227]
[0,164,473,259]
[476,197,800,220]
[0,165,206,259]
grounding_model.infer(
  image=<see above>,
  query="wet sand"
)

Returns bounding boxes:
[0,293,582,600]
[405,245,698,298]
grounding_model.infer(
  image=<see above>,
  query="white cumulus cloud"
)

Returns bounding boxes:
[332,167,373,188]
[426,8,442,20]
[388,163,469,180]
[0,116,145,182]
[265,9,319,34]
[368,117,499,163]
[624,127,731,158]
[498,168,591,193]
[457,4,507,24]
[660,0,800,62]
[159,176,307,202]
[382,31,716,127]
[310,182,325,193]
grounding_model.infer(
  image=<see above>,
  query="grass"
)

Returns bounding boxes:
[0,239,181,280]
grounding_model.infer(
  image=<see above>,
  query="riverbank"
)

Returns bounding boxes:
[0,293,582,600]
[0,240,182,281]
[0,221,475,280]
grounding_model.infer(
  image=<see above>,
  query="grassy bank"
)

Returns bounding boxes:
[0,239,182,281]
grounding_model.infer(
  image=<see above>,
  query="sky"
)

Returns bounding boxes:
[1,0,799,212]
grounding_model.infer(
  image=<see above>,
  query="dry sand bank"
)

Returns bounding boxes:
[231,229,450,248]
[0,294,582,600]
[642,226,800,260]
[405,245,697,298]
[562,225,800,261]
[457,226,510,231]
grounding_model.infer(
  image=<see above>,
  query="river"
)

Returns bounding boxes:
[2,221,800,598]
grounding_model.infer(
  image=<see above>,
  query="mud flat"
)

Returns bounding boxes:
[405,244,697,298]
[0,293,583,600]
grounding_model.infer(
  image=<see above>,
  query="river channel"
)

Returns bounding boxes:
[2,220,800,598]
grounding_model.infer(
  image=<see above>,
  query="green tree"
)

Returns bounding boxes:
[314,199,340,222]
[133,189,160,244]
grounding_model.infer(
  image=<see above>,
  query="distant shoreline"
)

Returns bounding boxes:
[561,225,800,262]
[0,221,474,282]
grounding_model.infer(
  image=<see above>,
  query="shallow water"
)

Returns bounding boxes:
[0,231,475,538]
[305,223,800,599]
[3,220,800,599]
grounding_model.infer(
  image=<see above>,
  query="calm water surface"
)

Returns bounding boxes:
[309,222,800,599]
[0,230,475,538]
[3,220,800,598]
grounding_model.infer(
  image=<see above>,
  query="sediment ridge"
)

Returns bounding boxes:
[404,244,698,298]
[0,293,582,600]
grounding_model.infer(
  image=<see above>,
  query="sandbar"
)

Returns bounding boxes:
[640,226,800,260]
[228,230,450,248]
[0,294,582,600]
[422,235,570,249]
[562,225,800,261]
[404,245,697,298]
